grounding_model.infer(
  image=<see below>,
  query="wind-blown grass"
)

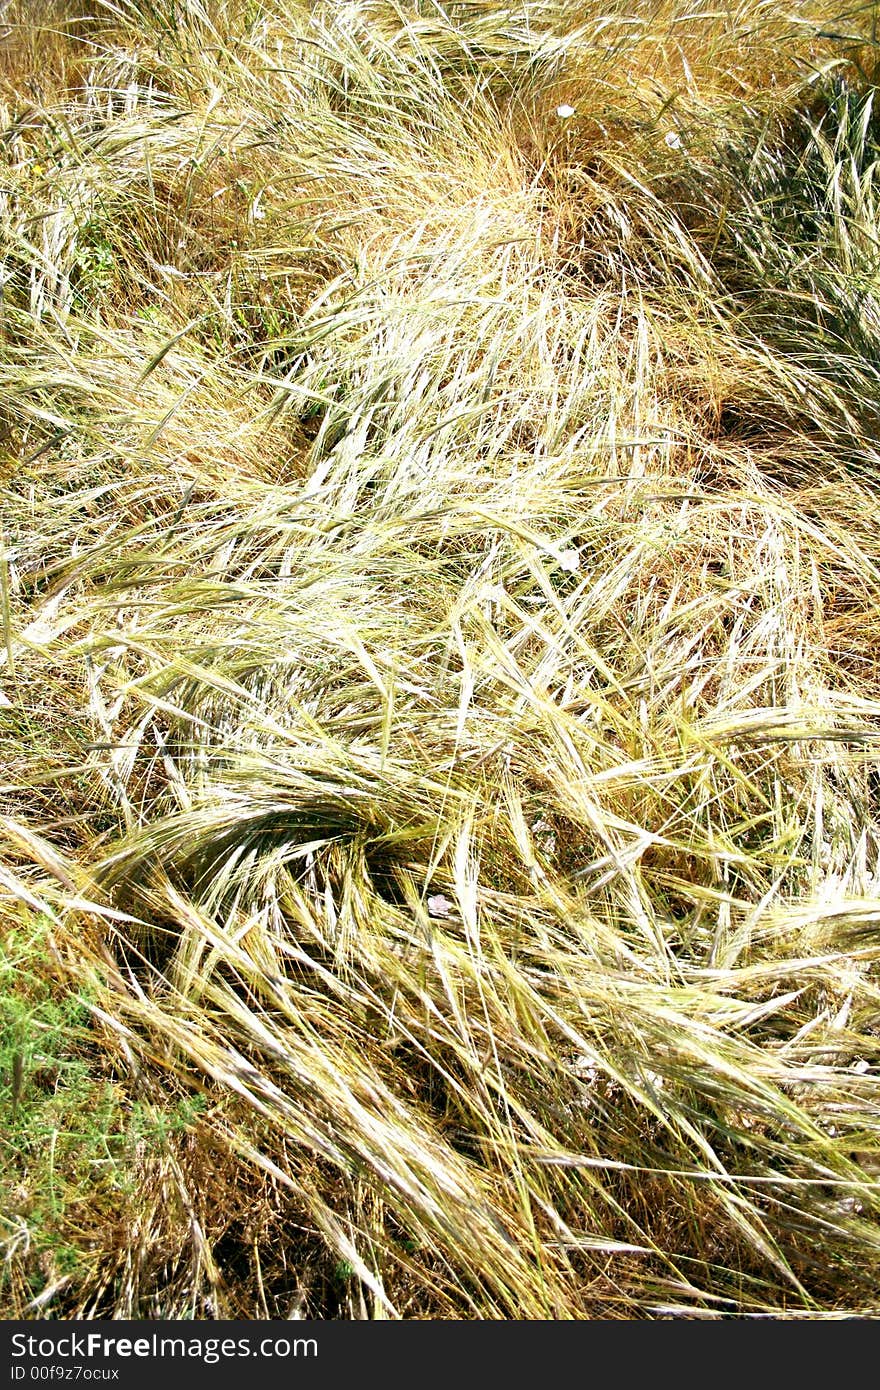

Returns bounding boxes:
[1,0,880,1317]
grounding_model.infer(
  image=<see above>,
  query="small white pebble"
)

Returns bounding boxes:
[556,104,576,120]
[837,1196,861,1213]
[427,893,452,918]
[573,1057,599,1088]
[557,548,580,572]
[852,1059,871,1074]
[665,130,682,149]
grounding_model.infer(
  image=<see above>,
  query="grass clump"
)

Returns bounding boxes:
[1,0,880,1318]
[0,912,205,1316]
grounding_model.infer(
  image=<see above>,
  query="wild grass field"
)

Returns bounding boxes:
[2,0,880,1319]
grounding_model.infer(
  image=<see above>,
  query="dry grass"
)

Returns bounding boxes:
[2,0,880,1318]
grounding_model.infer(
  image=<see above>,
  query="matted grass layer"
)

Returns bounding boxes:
[2,0,880,1317]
